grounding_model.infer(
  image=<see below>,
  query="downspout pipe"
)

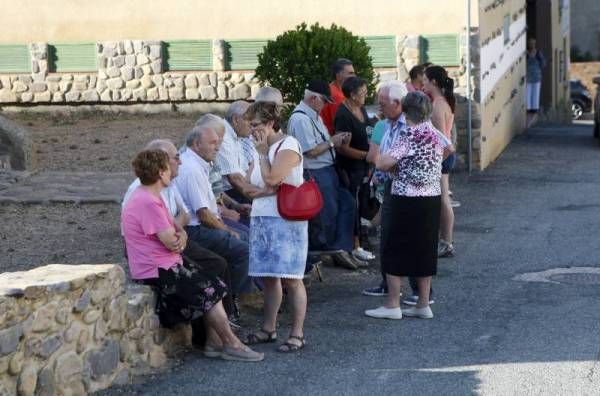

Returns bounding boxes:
[466,0,473,174]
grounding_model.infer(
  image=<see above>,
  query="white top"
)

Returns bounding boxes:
[217,121,250,190]
[250,136,304,217]
[120,179,189,236]
[173,148,220,226]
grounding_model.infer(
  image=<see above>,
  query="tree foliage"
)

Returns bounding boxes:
[255,23,376,105]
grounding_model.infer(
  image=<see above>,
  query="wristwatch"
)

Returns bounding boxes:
[329,141,335,149]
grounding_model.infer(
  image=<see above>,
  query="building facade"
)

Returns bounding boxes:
[0,0,568,170]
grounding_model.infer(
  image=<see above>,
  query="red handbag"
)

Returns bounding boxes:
[273,138,323,221]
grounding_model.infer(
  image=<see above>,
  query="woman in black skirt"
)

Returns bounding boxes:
[122,149,263,361]
[365,91,452,320]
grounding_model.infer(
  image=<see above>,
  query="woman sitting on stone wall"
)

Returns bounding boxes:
[121,149,263,362]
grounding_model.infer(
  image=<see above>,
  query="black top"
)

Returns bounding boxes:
[334,103,372,171]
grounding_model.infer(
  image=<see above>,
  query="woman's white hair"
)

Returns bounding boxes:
[379,80,408,103]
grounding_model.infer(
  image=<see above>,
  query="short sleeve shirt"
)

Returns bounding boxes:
[370,120,387,145]
[334,104,372,171]
[250,136,304,217]
[217,121,249,190]
[388,120,448,197]
[320,83,346,134]
[121,187,182,279]
[287,101,335,170]
[174,148,220,226]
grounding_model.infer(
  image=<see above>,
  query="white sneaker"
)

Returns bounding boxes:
[353,247,375,261]
[402,295,435,306]
[364,306,403,320]
[402,306,434,319]
[450,199,461,208]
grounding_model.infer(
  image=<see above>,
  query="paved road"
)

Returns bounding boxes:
[102,122,600,395]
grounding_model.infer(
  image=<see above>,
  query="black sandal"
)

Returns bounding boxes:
[277,335,306,353]
[245,329,277,345]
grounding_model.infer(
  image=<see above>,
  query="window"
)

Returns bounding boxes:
[163,40,212,71]
[363,36,396,68]
[503,14,511,45]
[226,39,268,70]
[49,43,97,72]
[0,45,30,73]
[419,34,460,66]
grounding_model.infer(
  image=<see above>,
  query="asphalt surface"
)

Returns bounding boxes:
[101,122,600,395]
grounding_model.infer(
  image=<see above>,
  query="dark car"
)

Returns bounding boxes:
[594,76,600,141]
[570,80,593,120]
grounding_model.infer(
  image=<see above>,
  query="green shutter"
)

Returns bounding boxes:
[419,34,460,66]
[226,39,268,70]
[163,40,212,71]
[0,45,30,73]
[363,36,396,68]
[49,43,97,72]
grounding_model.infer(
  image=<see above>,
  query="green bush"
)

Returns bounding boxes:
[255,23,376,106]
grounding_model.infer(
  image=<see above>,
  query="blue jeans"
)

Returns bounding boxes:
[185,224,251,294]
[307,166,355,252]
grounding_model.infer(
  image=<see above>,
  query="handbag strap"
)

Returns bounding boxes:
[291,110,336,163]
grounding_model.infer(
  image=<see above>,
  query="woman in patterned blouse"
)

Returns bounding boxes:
[365,91,451,320]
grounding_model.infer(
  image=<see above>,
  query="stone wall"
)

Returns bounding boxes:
[0,264,191,396]
[570,62,600,93]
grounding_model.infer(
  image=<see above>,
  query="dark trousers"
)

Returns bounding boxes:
[346,167,368,243]
[379,180,433,298]
[307,166,354,252]
[185,224,251,294]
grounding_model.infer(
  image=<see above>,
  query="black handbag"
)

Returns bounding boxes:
[358,171,380,221]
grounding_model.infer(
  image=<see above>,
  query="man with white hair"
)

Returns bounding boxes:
[174,125,252,307]
[287,79,366,270]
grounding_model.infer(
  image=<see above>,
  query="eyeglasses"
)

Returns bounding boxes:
[356,89,368,97]
[249,121,264,128]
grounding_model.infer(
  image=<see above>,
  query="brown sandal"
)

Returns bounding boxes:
[245,329,277,345]
[277,335,306,353]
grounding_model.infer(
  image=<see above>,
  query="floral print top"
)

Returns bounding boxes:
[388,120,449,197]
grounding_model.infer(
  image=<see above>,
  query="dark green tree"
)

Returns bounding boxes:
[255,23,376,106]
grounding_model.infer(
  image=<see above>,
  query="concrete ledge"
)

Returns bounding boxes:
[0,264,190,395]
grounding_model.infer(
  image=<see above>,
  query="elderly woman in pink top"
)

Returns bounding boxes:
[122,149,263,362]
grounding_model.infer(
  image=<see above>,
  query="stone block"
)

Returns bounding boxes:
[0,89,17,102]
[378,71,397,82]
[33,92,51,102]
[125,55,136,67]
[59,81,72,92]
[151,75,163,86]
[12,81,28,93]
[35,366,55,396]
[73,290,90,313]
[17,363,38,396]
[141,64,153,76]
[184,75,198,89]
[94,319,107,342]
[100,90,111,102]
[136,54,149,66]
[113,56,126,68]
[133,40,143,53]
[147,87,159,101]
[230,83,250,100]
[148,348,167,368]
[54,351,83,385]
[106,78,124,90]
[9,351,23,375]
[47,82,59,93]
[200,86,217,100]
[76,329,88,354]
[31,61,39,74]
[106,67,121,78]
[0,323,22,356]
[123,40,134,55]
[168,87,184,101]
[217,84,228,100]
[32,302,58,333]
[185,88,199,100]
[158,87,168,101]
[17,76,33,84]
[52,92,64,102]
[198,74,210,87]
[65,91,80,102]
[163,78,174,88]
[20,92,33,103]
[151,60,162,74]
[133,88,147,101]
[125,80,140,89]
[84,340,119,380]
[134,67,143,80]
[82,310,100,324]
[82,90,100,102]
[72,81,88,91]
[121,66,134,82]
[210,72,218,86]
[148,45,161,60]
[140,75,154,89]
[121,89,132,101]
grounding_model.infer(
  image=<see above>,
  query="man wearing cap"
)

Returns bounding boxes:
[320,58,356,135]
[287,79,365,270]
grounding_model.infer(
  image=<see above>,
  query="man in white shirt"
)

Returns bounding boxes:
[174,126,251,296]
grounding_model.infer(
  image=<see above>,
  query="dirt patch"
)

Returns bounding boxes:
[4,111,202,172]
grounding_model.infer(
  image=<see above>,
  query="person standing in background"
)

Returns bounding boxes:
[321,58,356,135]
[526,37,546,113]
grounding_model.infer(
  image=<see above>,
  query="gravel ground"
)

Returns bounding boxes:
[6,111,202,172]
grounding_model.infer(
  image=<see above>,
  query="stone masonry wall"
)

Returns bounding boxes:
[570,61,600,94]
[0,264,191,396]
